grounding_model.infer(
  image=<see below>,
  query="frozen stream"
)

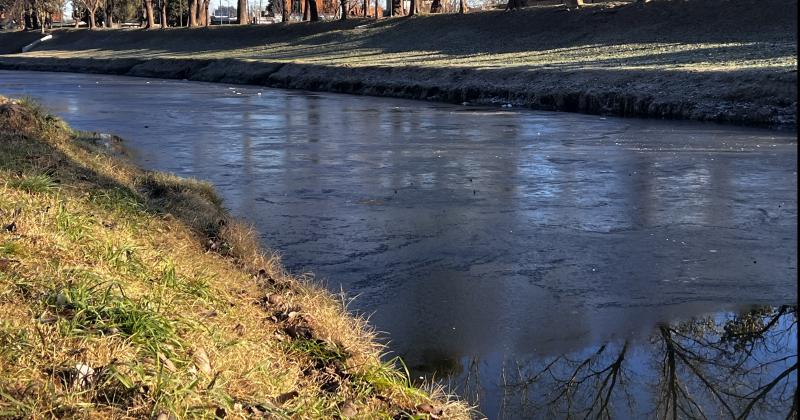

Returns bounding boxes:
[1,70,796,418]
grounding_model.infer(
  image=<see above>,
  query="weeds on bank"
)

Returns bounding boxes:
[7,174,57,193]
[0,97,470,418]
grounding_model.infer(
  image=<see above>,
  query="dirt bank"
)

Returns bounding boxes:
[0,0,796,127]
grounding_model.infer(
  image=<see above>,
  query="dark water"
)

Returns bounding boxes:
[1,70,796,418]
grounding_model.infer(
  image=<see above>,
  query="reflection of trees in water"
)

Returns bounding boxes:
[654,305,797,420]
[458,306,797,419]
[497,341,632,418]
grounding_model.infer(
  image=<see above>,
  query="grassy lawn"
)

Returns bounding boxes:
[6,0,796,73]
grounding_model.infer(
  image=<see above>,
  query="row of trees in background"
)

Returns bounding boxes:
[2,0,601,33]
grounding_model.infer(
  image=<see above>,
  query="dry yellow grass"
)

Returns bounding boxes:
[0,96,472,419]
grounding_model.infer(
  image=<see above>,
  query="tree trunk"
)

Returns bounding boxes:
[238,0,248,23]
[195,0,207,25]
[362,0,367,16]
[144,0,155,27]
[189,0,197,26]
[564,0,582,8]
[201,0,209,25]
[86,7,97,30]
[161,0,167,27]
[408,0,418,16]
[374,0,379,18]
[282,0,290,21]
[458,0,466,13]
[303,0,318,20]
[390,0,401,16]
[339,0,346,19]
[429,0,441,12]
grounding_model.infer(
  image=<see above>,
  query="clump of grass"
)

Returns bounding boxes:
[89,187,145,215]
[6,174,57,193]
[100,242,146,277]
[286,337,349,368]
[47,280,182,356]
[156,261,215,301]
[0,241,22,257]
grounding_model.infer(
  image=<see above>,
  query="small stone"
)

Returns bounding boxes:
[267,294,283,306]
[73,363,95,389]
[103,327,120,335]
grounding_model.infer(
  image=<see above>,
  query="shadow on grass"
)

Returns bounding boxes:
[0,0,795,60]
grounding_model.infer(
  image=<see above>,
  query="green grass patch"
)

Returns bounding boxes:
[0,241,22,257]
[48,279,183,357]
[7,174,57,194]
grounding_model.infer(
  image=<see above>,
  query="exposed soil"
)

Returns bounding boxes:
[0,0,796,127]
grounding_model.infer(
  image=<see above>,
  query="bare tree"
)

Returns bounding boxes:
[301,0,317,20]
[237,0,246,22]
[197,0,208,25]
[75,0,102,28]
[143,0,154,27]
[407,0,417,15]
[504,0,522,10]
[188,0,196,25]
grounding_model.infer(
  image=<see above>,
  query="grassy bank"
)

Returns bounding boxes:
[0,96,470,418]
[0,0,796,127]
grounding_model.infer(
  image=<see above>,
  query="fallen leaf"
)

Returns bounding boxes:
[158,353,177,373]
[267,294,283,306]
[193,348,212,375]
[339,401,358,417]
[275,390,299,405]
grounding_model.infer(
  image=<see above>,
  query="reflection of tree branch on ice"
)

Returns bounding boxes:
[490,306,797,419]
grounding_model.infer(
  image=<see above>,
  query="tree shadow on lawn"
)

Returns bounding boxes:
[3,0,795,61]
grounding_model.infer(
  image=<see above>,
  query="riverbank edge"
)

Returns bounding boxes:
[0,96,472,418]
[1,55,795,129]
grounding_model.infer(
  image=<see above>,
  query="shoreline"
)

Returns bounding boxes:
[0,55,796,129]
[0,96,471,418]
[1,0,796,129]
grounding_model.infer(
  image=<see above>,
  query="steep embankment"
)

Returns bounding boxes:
[0,0,796,126]
[0,97,470,418]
